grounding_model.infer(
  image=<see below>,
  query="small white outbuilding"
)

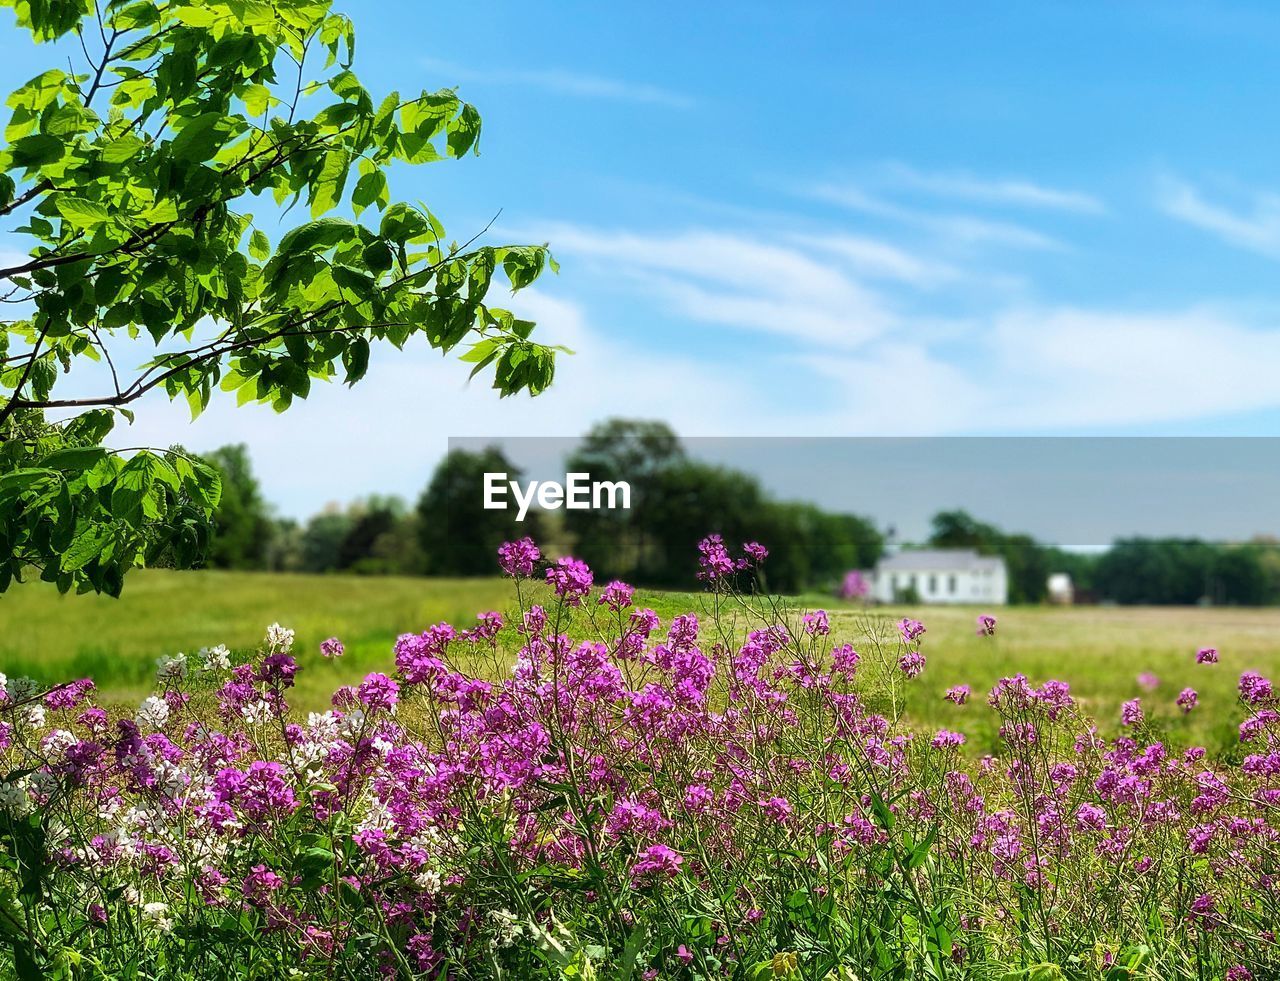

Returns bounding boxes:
[867,549,1008,606]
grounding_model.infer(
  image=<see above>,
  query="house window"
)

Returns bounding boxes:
[928,574,937,594]
[948,575,957,595]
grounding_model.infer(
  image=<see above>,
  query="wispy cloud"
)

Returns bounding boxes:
[883,164,1107,215]
[1157,176,1280,258]
[522,223,897,348]
[421,57,694,109]
[802,183,1063,251]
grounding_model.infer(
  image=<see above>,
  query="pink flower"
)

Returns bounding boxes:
[898,651,926,680]
[1120,698,1144,727]
[696,535,736,581]
[944,684,970,705]
[598,580,635,611]
[357,673,399,713]
[840,570,869,600]
[1176,687,1198,714]
[242,864,285,906]
[546,556,594,605]
[630,844,683,885]
[975,614,997,636]
[497,537,540,577]
[1240,671,1273,706]
[1137,672,1159,691]
[803,610,830,637]
[898,618,926,642]
[319,637,344,659]
[932,729,966,750]
[1196,647,1219,664]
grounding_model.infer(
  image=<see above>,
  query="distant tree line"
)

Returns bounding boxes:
[195,420,884,593]
[926,509,1280,606]
[196,424,1280,604]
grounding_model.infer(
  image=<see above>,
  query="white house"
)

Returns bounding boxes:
[1046,572,1074,605]
[867,549,1008,605]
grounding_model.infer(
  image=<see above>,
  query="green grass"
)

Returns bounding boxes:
[0,571,1273,753]
[0,570,515,710]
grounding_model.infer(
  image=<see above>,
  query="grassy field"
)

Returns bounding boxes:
[0,570,1273,754]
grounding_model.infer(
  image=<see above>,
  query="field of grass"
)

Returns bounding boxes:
[0,570,1273,753]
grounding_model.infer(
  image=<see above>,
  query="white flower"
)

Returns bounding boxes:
[142,901,173,933]
[20,703,46,730]
[136,695,170,730]
[41,729,76,759]
[266,623,295,652]
[198,645,231,673]
[156,653,187,682]
[413,868,442,894]
[489,908,523,949]
[0,779,32,817]
[240,699,275,725]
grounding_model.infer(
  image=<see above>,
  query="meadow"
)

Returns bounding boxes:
[2,540,1277,978]
[0,569,1269,755]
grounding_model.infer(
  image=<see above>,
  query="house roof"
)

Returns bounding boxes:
[875,549,1005,573]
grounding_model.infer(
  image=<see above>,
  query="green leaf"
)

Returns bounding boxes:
[110,452,161,527]
[40,446,106,472]
[99,133,146,164]
[248,229,270,261]
[169,112,226,163]
[7,133,63,169]
[55,196,111,229]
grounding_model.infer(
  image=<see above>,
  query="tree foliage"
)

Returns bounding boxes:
[0,0,560,595]
[201,442,271,569]
[416,446,531,576]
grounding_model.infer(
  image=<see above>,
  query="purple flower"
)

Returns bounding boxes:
[256,653,297,689]
[898,618,926,643]
[975,614,997,637]
[696,534,736,581]
[1239,671,1273,706]
[743,541,769,563]
[803,610,830,637]
[630,843,683,885]
[546,556,594,606]
[1137,672,1159,691]
[1176,687,1199,714]
[497,537,540,577]
[898,651,926,680]
[931,729,966,750]
[840,570,869,600]
[242,864,285,906]
[357,673,399,713]
[1188,892,1219,927]
[1120,698,1144,728]
[319,637,344,659]
[1196,647,1219,664]
[944,685,970,705]
[598,580,635,611]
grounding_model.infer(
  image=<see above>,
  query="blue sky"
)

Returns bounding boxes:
[8,1,1280,516]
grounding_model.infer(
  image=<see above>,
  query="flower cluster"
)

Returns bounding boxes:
[0,543,1276,979]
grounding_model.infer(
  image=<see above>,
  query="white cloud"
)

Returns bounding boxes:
[421,58,693,109]
[802,304,1280,432]
[1157,176,1280,258]
[529,224,897,347]
[802,182,1063,252]
[786,232,959,287]
[883,164,1107,214]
